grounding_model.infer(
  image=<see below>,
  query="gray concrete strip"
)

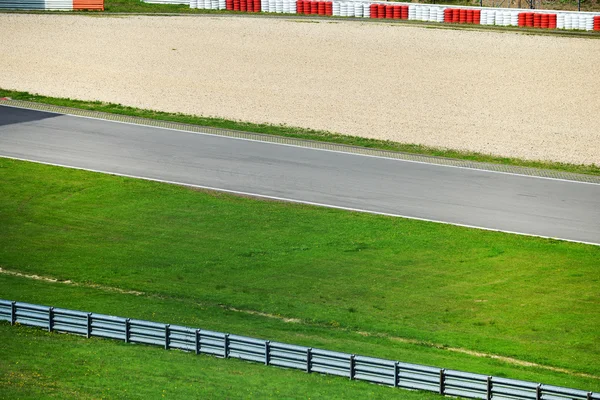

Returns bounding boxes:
[2,100,599,184]
[1,104,599,245]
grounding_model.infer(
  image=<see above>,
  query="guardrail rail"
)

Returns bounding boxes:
[1,299,598,400]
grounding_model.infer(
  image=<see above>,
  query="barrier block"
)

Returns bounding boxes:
[533,13,541,27]
[385,4,393,19]
[400,5,408,19]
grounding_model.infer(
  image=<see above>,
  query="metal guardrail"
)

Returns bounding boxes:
[1,299,598,399]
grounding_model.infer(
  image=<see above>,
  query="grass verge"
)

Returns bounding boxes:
[1,88,598,176]
[0,322,445,399]
[0,158,599,387]
[2,274,599,393]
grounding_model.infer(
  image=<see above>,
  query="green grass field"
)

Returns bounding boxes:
[0,323,447,399]
[2,89,599,177]
[1,158,599,396]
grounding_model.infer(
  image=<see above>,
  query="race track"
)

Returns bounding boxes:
[1,105,599,244]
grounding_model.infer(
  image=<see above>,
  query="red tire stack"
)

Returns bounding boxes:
[444,8,452,22]
[540,13,549,28]
[466,9,473,23]
[525,12,534,27]
[473,9,480,24]
[451,8,459,23]
[595,16,600,31]
[533,13,541,27]
[548,14,556,28]
[459,9,467,23]
[385,4,394,18]
[377,4,385,18]
[400,5,408,19]
[318,1,325,15]
[325,1,332,15]
[226,0,233,9]
[297,0,303,13]
[393,5,401,19]
[370,3,377,18]
[517,12,525,26]
[310,1,317,14]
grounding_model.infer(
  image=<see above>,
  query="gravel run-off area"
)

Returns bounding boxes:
[2,14,599,165]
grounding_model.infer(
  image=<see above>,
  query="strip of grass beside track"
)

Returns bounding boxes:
[0,159,599,390]
[1,275,600,394]
[0,323,444,399]
[1,88,598,176]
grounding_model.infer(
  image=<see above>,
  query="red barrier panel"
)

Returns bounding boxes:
[533,13,541,28]
[400,5,408,19]
[525,12,533,27]
[233,0,239,11]
[318,1,325,15]
[473,9,480,24]
[310,1,317,14]
[517,12,525,26]
[226,0,233,9]
[451,8,459,23]
[377,4,385,18]
[466,9,473,23]
[548,14,557,28]
[326,1,332,15]
[459,9,467,23]
[73,0,103,10]
[595,16,600,30]
[370,3,377,18]
[541,13,549,28]
[393,5,401,19]
[385,4,394,19]
[444,8,452,23]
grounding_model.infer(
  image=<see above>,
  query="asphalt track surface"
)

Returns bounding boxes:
[1,105,599,245]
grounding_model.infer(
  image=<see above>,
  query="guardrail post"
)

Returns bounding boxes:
[48,307,54,333]
[306,348,312,373]
[394,361,399,388]
[125,319,130,343]
[349,354,356,380]
[265,341,271,366]
[165,324,170,350]
[224,334,230,358]
[536,384,541,400]
[195,329,200,355]
[86,313,92,338]
[486,376,492,400]
[10,301,16,325]
[439,368,445,395]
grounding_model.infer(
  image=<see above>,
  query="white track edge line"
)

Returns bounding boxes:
[2,154,598,247]
[2,103,598,187]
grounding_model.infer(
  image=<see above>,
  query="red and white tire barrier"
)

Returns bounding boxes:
[180,0,600,32]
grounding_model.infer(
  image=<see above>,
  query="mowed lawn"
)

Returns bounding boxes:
[0,158,599,384]
[0,323,443,399]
